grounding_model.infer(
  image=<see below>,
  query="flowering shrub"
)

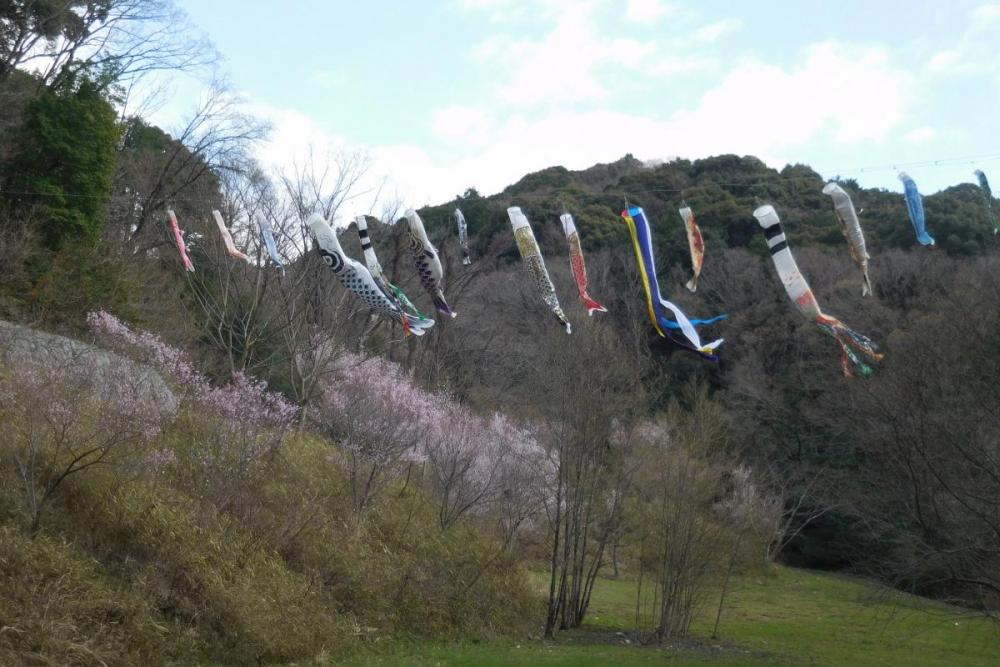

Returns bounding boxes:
[87,311,299,514]
[316,350,554,530]
[0,348,171,532]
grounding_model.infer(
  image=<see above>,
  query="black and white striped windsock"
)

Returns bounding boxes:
[354,215,384,279]
[753,204,882,377]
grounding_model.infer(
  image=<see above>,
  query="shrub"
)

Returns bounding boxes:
[0,525,164,666]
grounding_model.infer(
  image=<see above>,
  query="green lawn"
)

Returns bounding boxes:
[331,567,999,667]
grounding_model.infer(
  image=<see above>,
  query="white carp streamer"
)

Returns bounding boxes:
[405,209,456,318]
[309,214,434,336]
[355,215,425,319]
[822,183,872,297]
[455,208,472,265]
[754,204,883,377]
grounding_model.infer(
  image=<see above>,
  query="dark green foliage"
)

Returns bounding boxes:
[418,154,999,274]
[12,78,119,249]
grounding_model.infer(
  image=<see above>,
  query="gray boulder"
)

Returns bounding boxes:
[0,320,178,413]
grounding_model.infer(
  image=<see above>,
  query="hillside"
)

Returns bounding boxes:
[3,24,1000,663]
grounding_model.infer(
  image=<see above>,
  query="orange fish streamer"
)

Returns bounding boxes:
[678,206,704,292]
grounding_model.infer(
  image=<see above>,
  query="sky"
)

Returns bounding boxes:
[152,0,1000,213]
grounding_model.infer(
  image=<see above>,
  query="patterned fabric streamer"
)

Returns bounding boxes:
[822,183,872,297]
[308,214,434,336]
[559,213,607,316]
[678,206,705,293]
[258,216,285,272]
[355,215,426,319]
[898,172,935,246]
[508,207,572,334]
[753,204,883,377]
[620,207,724,360]
[974,170,999,236]
[211,210,250,262]
[405,209,456,318]
[455,208,472,265]
[167,210,195,272]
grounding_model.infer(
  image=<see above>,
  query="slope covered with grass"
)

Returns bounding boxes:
[333,566,998,667]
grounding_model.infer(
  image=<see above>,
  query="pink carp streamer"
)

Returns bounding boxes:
[167,210,195,272]
[754,204,883,377]
[212,210,250,262]
[678,206,705,292]
[559,213,607,316]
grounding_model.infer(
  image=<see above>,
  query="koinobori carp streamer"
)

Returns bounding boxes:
[211,210,250,263]
[455,208,472,265]
[258,215,285,272]
[753,204,883,377]
[559,212,607,316]
[974,170,999,235]
[621,206,724,360]
[678,206,705,293]
[405,209,456,318]
[309,213,434,336]
[355,215,426,319]
[167,210,195,272]
[508,207,572,333]
[898,172,935,246]
[822,183,872,297]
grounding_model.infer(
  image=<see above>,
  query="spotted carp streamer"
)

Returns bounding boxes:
[559,213,607,316]
[753,204,883,377]
[621,207,724,360]
[508,207,571,333]
[974,170,998,235]
[898,172,935,246]
[678,206,705,292]
[211,210,250,262]
[309,214,434,336]
[822,183,872,297]
[167,210,195,272]
[455,208,472,265]
[405,209,456,318]
[355,215,426,319]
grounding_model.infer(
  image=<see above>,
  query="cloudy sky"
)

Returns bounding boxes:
[160,0,1000,210]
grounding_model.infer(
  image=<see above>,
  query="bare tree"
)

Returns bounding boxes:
[1,0,214,89]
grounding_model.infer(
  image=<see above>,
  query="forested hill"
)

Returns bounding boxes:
[416,154,996,262]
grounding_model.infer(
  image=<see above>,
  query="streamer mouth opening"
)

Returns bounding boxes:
[821,183,840,195]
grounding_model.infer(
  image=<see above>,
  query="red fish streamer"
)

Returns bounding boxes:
[559,213,607,316]
[167,210,195,272]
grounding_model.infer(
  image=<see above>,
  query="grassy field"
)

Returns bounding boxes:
[330,566,999,667]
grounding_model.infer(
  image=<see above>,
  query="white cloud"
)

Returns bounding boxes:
[927,3,1000,76]
[625,0,674,23]
[904,126,936,144]
[315,40,913,208]
[430,105,497,146]
[693,18,742,43]
[469,0,721,108]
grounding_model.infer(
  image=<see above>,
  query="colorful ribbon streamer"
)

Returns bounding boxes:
[621,206,724,360]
